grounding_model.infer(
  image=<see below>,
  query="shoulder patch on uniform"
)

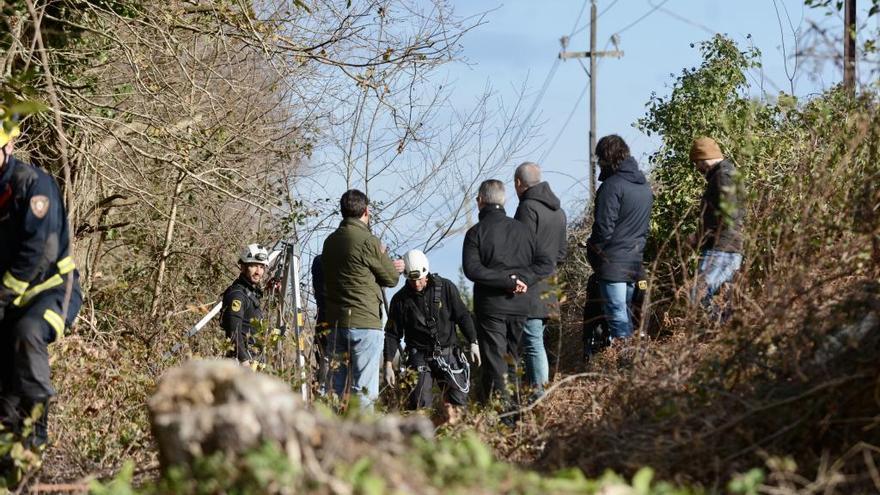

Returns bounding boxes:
[231,299,242,312]
[30,195,50,219]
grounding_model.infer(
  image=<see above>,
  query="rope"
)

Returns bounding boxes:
[432,349,470,394]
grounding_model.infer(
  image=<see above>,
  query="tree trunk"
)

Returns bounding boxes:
[150,172,186,318]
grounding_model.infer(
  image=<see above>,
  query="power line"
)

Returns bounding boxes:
[611,0,670,36]
[568,1,589,37]
[510,59,560,147]
[538,85,588,165]
[654,4,714,35]
[510,1,589,147]
[571,0,621,37]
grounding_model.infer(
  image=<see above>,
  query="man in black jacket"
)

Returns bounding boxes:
[587,135,653,340]
[220,244,269,363]
[463,179,553,412]
[690,137,744,320]
[513,162,566,395]
[384,250,480,423]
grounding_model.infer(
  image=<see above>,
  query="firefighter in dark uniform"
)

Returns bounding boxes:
[0,116,82,453]
[383,250,480,424]
[220,244,269,363]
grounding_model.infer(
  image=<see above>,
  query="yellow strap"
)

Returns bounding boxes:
[57,256,75,275]
[43,309,65,339]
[13,274,63,307]
[2,271,28,295]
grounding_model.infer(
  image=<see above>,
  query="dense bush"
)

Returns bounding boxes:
[525,35,880,493]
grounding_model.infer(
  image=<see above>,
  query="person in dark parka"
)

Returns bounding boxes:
[513,162,566,395]
[586,135,653,340]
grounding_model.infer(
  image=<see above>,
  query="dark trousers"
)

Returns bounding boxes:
[406,348,468,410]
[476,314,525,408]
[0,286,76,450]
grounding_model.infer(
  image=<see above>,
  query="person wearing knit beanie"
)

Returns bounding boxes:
[689,136,744,323]
[689,136,724,163]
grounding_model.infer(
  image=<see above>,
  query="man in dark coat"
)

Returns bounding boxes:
[383,249,479,424]
[463,179,553,415]
[513,162,566,395]
[690,137,744,320]
[586,135,653,340]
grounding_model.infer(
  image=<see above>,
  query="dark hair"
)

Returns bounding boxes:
[596,134,631,170]
[340,189,369,218]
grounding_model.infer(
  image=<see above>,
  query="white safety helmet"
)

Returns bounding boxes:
[239,243,270,266]
[402,249,430,280]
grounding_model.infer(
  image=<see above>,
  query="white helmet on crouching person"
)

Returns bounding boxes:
[239,243,270,266]
[402,249,430,280]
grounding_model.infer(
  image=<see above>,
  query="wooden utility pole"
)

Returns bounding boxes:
[559,0,623,198]
[844,0,856,96]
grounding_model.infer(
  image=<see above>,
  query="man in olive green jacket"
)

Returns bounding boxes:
[322,189,404,411]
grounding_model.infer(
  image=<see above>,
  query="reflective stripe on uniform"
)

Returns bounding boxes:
[43,309,65,339]
[13,274,63,307]
[57,256,75,275]
[11,258,75,307]
[2,271,28,295]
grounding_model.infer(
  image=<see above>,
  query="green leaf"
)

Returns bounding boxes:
[9,100,48,116]
[632,467,654,495]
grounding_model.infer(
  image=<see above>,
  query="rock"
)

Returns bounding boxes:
[148,359,433,473]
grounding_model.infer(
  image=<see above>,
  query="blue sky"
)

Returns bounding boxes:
[420,0,868,282]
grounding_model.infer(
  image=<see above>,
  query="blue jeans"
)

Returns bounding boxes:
[522,318,549,391]
[329,328,384,412]
[694,250,742,319]
[598,281,634,339]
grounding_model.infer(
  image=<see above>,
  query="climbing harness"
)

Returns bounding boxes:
[431,346,470,394]
[417,274,471,394]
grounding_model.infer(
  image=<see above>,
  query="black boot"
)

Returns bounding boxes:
[19,398,49,451]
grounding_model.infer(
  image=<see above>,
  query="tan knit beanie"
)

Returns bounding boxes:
[689,137,723,161]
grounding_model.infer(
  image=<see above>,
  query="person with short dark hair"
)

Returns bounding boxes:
[586,135,653,340]
[513,162,567,397]
[689,137,744,320]
[463,179,553,419]
[322,189,404,411]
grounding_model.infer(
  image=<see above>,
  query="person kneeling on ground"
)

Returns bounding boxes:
[383,249,480,424]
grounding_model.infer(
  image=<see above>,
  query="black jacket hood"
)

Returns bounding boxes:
[599,156,647,184]
[521,181,561,211]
